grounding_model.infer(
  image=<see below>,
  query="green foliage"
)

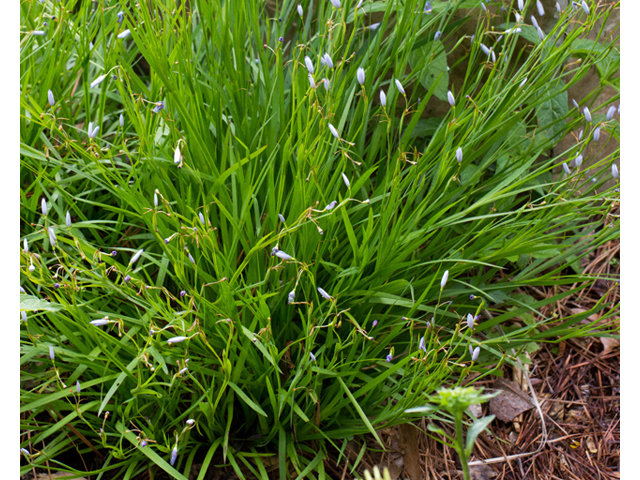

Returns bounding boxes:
[20,0,619,478]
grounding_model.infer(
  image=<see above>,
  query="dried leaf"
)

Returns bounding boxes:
[599,336,619,355]
[490,379,534,422]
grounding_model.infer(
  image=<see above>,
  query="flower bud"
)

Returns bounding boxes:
[434,31,441,41]
[395,79,405,95]
[612,164,618,179]
[386,353,393,362]
[90,319,110,326]
[593,127,600,142]
[90,75,107,89]
[317,287,331,300]
[472,346,480,361]
[325,200,337,210]
[466,313,475,330]
[379,89,386,107]
[440,270,449,289]
[41,198,47,216]
[117,29,131,39]
[456,147,463,163]
[304,56,314,74]
[357,67,365,86]
[167,336,188,344]
[323,53,334,69]
[581,0,590,15]
[288,290,295,304]
[310,352,316,362]
[49,345,55,360]
[48,227,56,247]
[330,0,341,8]
[583,106,592,123]
[130,249,144,264]
[119,113,124,127]
[21,311,27,323]
[342,172,350,188]
[170,447,178,465]
[76,381,81,394]
[48,90,55,106]
[575,154,583,168]
[278,213,286,223]
[328,123,340,139]
[447,90,455,106]
[66,210,72,227]
[606,106,616,121]
[308,74,315,88]
[536,1,545,16]
[297,5,303,16]
[275,250,293,260]
[562,163,571,175]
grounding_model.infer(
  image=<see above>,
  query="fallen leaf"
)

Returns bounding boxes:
[469,463,498,480]
[490,379,534,422]
[599,336,620,355]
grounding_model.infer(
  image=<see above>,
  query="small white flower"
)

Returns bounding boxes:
[117,29,131,39]
[66,210,72,227]
[167,336,188,344]
[456,147,463,163]
[49,345,55,360]
[275,250,293,260]
[41,198,48,216]
[21,311,27,322]
[310,351,316,362]
[575,154,583,168]
[317,287,331,300]
[76,381,81,394]
[288,290,295,304]
[472,346,480,361]
[90,74,107,89]
[89,125,100,138]
[328,123,340,139]
[593,127,600,142]
[119,113,124,127]
[297,4,303,16]
[556,2,561,13]
[174,145,181,165]
[48,227,56,246]
[447,90,455,106]
[563,163,571,175]
[304,56,314,74]
[186,419,195,425]
[579,129,584,141]
[323,78,330,91]
[278,213,286,223]
[440,270,449,289]
[90,319,110,326]
[130,248,144,264]
[606,106,616,121]
[199,212,205,225]
[611,164,618,179]
[519,77,527,88]
[536,0,545,16]
[47,89,55,106]
[395,79,405,95]
[369,22,380,31]
[323,53,334,69]
[537,26,545,40]
[308,74,316,89]
[325,200,337,210]
[531,15,540,29]
[583,106,592,123]
[466,313,475,329]
[356,67,365,86]
[329,0,341,8]
[518,0,524,11]
[581,0,590,15]
[342,172,350,188]
[573,98,580,109]
[379,89,386,107]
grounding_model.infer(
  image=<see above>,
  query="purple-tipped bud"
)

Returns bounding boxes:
[275,250,293,260]
[308,74,316,89]
[372,320,378,327]
[537,26,545,40]
[379,89,386,107]
[304,56,314,74]
[323,78,330,91]
[612,164,618,179]
[531,15,540,29]
[330,0,341,8]
[76,381,81,394]
[562,163,571,175]
[199,212,205,225]
[317,287,331,300]
[556,2,561,13]
[48,90,55,106]
[188,252,195,264]
[180,290,186,297]
[170,447,178,465]
[480,43,491,56]
[141,440,147,447]
[369,23,380,31]
[434,31,441,41]
[466,313,475,330]
[579,129,584,141]
[356,67,365,86]
[572,99,579,110]
[395,79,405,95]
[481,2,487,12]
[472,346,480,362]
[29,264,35,272]
[119,113,124,127]
[117,11,124,23]
[278,213,286,223]
[537,1,545,16]
[24,238,29,252]
[117,29,131,39]
[34,30,46,36]
[89,125,100,138]
[41,198,47,216]
[323,53,334,69]
[491,50,496,62]
[167,336,188,344]
[583,106,592,123]
[424,0,433,13]
[581,0,590,15]
[456,147,463,163]
[606,106,616,121]
[48,227,56,246]
[287,290,295,304]
[66,210,72,227]
[328,123,340,139]
[54,282,60,289]
[419,336,427,353]
[90,318,110,326]
[310,351,316,362]
[325,200,337,211]
[186,418,195,425]
[174,144,182,165]
[49,345,55,360]
[593,127,600,142]
[447,90,455,106]
[519,77,527,88]
[297,4,303,16]
[124,274,131,283]
[21,448,30,457]
[575,154,583,168]
[386,353,393,363]
[470,294,475,300]
[518,0,524,10]
[20,285,26,293]
[90,75,107,89]
[341,173,351,189]
[440,270,449,289]
[110,250,117,257]
[130,249,144,264]
[21,311,27,322]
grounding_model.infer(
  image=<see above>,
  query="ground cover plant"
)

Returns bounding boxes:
[20,0,619,478]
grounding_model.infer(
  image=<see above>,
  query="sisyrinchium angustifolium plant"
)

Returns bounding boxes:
[20,0,619,478]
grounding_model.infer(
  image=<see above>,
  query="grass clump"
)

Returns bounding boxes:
[20,0,619,478]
